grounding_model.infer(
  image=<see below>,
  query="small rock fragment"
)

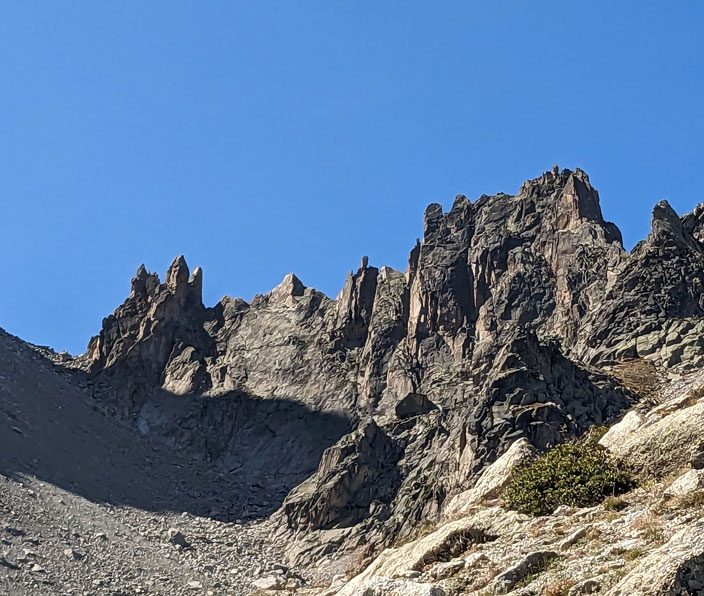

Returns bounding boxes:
[427,558,465,580]
[64,548,84,560]
[252,575,285,591]
[568,577,601,595]
[167,528,190,548]
[464,552,489,568]
[559,526,588,549]
[493,551,558,594]
[0,556,20,570]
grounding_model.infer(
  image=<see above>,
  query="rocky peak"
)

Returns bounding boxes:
[85,168,632,416]
[131,263,148,292]
[166,255,189,291]
[557,169,606,230]
[86,256,210,391]
[516,167,619,240]
[163,255,203,307]
[407,195,474,359]
[681,201,704,243]
[578,199,704,366]
[333,257,380,349]
[130,263,160,298]
[421,195,473,244]
[190,265,203,295]
[270,272,306,302]
[406,166,624,365]
[647,199,702,253]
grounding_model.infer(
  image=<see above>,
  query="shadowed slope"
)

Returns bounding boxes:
[0,328,349,521]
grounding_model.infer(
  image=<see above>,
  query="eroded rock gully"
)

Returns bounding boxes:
[5,166,704,594]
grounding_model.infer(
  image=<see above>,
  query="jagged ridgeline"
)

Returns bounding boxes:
[82,166,704,561]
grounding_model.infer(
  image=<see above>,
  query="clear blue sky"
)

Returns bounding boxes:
[1,2,703,354]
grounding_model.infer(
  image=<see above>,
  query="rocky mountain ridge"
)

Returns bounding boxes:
[81,167,704,555]
[5,165,704,594]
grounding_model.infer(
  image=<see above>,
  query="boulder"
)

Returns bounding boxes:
[664,469,704,498]
[599,411,645,450]
[334,508,521,596]
[568,578,602,595]
[559,526,588,549]
[167,529,190,548]
[252,575,286,591]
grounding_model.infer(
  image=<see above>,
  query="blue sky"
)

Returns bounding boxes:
[1,2,703,354]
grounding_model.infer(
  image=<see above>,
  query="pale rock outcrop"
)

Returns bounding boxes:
[664,468,704,498]
[604,398,704,478]
[599,410,645,450]
[161,345,208,395]
[333,507,523,596]
[558,526,588,550]
[607,521,704,595]
[354,577,445,596]
[425,558,464,580]
[445,438,537,516]
[645,390,701,421]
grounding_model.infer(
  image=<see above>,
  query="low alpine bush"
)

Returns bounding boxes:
[501,430,635,516]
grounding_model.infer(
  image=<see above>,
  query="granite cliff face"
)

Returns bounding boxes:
[79,167,704,571]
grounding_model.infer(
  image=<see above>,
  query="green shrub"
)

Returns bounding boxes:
[501,431,635,516]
